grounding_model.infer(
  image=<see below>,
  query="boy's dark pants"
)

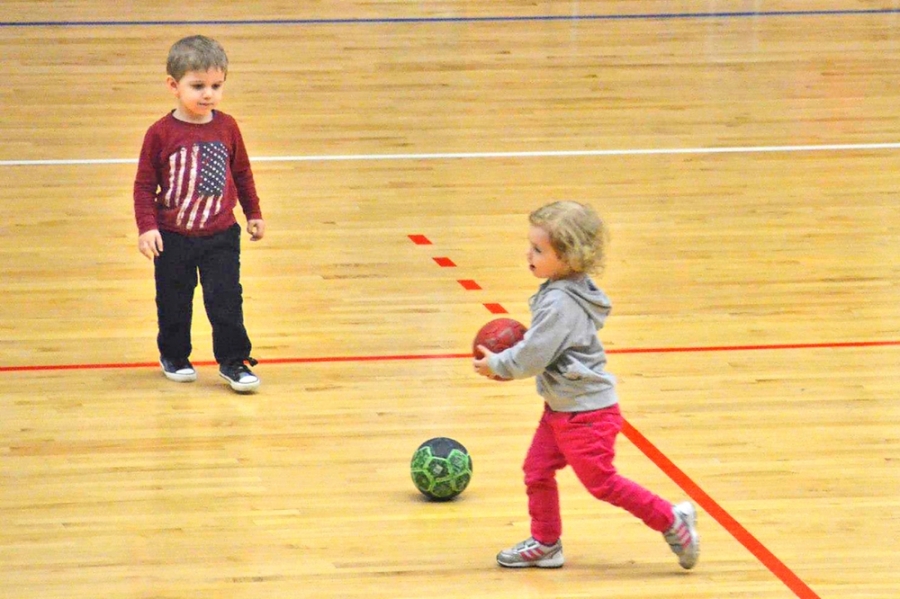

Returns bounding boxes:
[154,224,252,365]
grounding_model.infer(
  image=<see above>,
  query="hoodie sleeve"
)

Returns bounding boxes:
[488,291,574,380]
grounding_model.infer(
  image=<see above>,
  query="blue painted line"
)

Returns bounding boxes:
[2,9,900,28]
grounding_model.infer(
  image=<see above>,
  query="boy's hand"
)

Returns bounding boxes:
[473,345,497,378]
[247,219,265,241]
[138,230,163,260]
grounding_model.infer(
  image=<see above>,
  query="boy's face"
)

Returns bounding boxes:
[167,68,226,123]
[527,225,569,280]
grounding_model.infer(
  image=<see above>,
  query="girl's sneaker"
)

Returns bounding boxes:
[497,537,564,568]
[664,501,700,569]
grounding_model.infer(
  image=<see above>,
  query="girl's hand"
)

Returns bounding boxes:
[138,230,163,260]
[473,345,497,378]
[247,219,266,241]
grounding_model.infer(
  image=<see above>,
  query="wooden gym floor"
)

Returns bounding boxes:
[1,3,898,598]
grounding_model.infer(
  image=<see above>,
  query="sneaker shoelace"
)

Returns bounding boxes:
[513,538,554,559]
[227,358,258,375]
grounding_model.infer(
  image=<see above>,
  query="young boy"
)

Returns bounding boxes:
[473,201,699,569]
[133,35,264,393]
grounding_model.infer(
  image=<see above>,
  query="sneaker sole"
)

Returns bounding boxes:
[219,372,260,393]
[160,362,197,383]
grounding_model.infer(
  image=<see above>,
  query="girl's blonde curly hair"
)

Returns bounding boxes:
[529,201,607,275]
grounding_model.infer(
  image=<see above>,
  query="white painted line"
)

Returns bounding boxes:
[0,158,138,166]
[2,141,899,167]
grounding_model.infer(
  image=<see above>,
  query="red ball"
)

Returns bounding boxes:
[472,318,527,360]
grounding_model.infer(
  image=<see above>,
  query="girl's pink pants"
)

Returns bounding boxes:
[524,403,675,544]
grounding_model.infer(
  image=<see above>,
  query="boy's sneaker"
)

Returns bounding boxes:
[664,501,700,569]
[219,359,260,393]
[159,357,197,382]
[497,537,564,568]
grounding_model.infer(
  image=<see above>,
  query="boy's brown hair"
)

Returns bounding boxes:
[167,35,228,81]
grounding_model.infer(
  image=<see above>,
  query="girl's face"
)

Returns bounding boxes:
[527,225,569,280]
[167,68,226,123]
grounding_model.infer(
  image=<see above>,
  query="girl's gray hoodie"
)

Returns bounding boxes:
[487,275,618,412]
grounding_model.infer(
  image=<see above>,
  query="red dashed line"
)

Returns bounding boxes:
[408,234,432,245]
[411,235,504,314]
[432,257,456,267]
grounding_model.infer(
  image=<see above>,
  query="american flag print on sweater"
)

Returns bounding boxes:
[166,141,229,231]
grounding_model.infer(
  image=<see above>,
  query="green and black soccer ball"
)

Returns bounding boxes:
[410,437,473,501]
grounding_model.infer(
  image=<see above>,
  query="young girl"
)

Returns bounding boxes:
[473,201,699,569]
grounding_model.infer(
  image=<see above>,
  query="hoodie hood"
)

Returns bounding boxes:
[537,275,612,329]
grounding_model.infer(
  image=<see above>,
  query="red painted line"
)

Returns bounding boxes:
[458,279,482,290]
[484,303,508,314]
[622,420,821,599]
[610,339,900,354]
[2,361,158,372]
[0,354,473,373]
[408,234,432,245]
[432,257,456,267]
[261,353,471,364]
[2,339,897,373]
